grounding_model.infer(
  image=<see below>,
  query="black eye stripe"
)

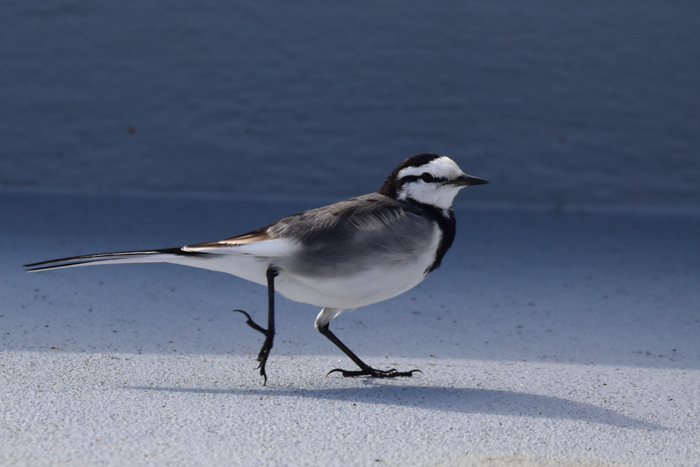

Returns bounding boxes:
[397,174,448,186]
[397,176,419,185]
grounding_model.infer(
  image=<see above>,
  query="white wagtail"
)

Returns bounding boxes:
[25,154,487,384]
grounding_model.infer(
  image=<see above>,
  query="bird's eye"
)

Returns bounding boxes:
[420,173,434,183]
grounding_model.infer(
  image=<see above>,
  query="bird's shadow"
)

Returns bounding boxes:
[123,383,662,430]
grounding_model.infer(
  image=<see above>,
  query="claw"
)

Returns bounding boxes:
[232,309,267,334]
[256,336,274,386]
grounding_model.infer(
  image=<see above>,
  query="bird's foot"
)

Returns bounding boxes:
[233,309,274,385]
[326,367,422,378]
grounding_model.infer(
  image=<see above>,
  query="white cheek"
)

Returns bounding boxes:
[398,183,463,210]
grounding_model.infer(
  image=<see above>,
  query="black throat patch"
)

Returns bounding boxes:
[401,200,456,274]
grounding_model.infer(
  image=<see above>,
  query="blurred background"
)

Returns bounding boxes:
[1,1,699,209]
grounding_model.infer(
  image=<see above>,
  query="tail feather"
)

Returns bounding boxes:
[24,248,206,272]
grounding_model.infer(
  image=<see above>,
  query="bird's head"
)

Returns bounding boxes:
[379,154,488,211]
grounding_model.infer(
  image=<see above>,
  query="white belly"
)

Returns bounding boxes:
[275,263,429,308]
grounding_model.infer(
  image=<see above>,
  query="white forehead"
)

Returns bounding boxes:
[397,156,464,180]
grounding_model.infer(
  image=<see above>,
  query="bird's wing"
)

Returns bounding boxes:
[266,194,435,261]
[184,193,431,260]
[269,194,426,242]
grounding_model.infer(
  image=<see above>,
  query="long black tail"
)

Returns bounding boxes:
[24,248,206,272]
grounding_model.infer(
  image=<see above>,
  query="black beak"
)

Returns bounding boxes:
[453,174,489,186]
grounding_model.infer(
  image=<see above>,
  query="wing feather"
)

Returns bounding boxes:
[182,231,299,258]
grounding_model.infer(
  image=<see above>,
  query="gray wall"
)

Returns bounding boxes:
[2,1,699,208]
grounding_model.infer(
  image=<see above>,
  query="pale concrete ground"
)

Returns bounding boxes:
[1,192,699,466]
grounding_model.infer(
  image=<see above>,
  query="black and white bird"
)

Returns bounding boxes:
[24,154,487,384]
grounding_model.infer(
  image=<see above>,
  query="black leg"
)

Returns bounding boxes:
[233,266,279,385]
[318,322,421,378]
